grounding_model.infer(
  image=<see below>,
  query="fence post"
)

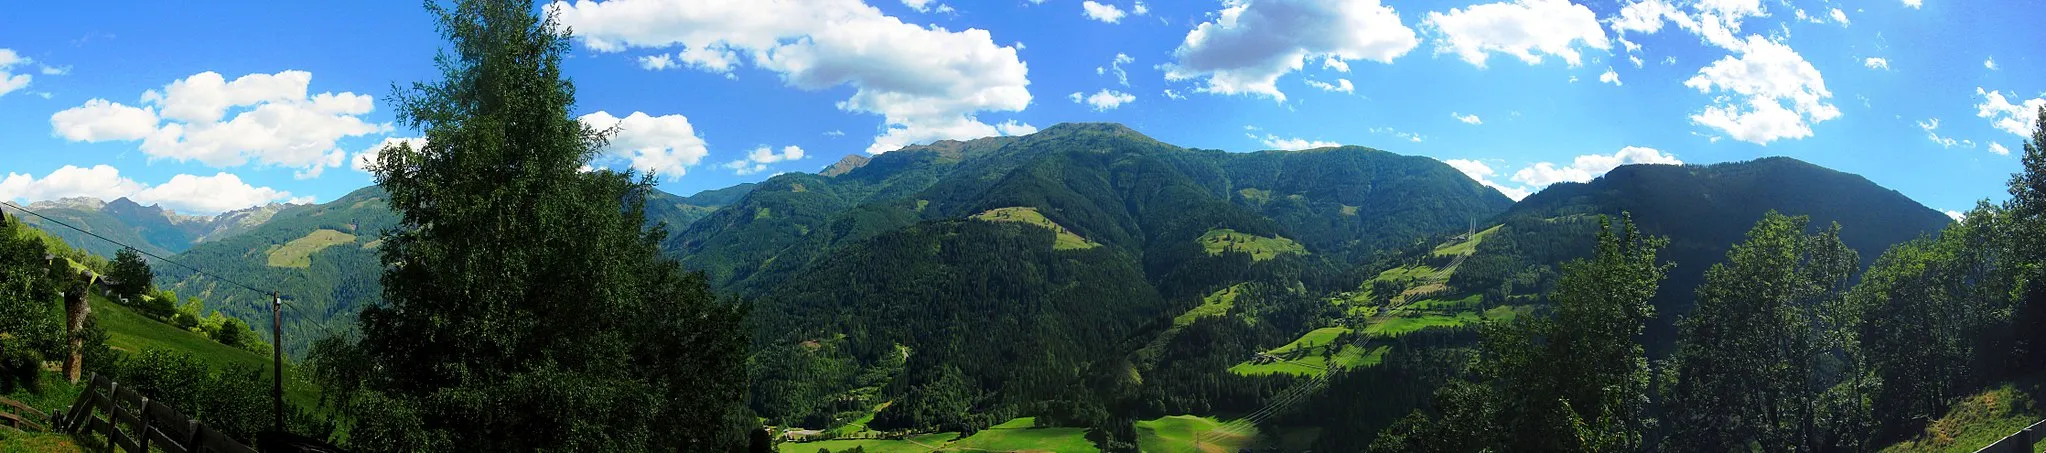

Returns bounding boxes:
[2017,425,2034,453]
[136,396,152,453]
[185,420,200,452]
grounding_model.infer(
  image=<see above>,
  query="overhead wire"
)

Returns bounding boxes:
[2,201,273,297]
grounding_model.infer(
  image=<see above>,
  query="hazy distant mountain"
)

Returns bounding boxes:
[11,197,293,258]
[156,184,751,357]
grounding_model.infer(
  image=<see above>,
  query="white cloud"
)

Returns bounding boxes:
[724,145,807,175]
[1974,87,2046,137]
[1106,53,1134,86]
[1452,112,1483,124]
[1304,78,1354,93]
[1423,0,1611,68]
[0,165,299,215]
[1985,57,1998,70]
[50,99,160,142]
[1944,210,1964,222]
[1612,0,1679,34]
[1610,0,1765,51]
[1255,133,1339,150]
[552,0,1034,155]
[1082,1,1126,23]
[1630,55,1644,67]
[1990,142,2011,156]
[0,165,145,204]
[1071,89,1136,111]
[1163,0,1419,101]
[40,65,69,76]
[1162,89,1187,100]
[1863,57,1889,70]
[1917,118,1973,149]
[901,0,938,12]
[1133,1,1149,15]
[1599,67,1621,85]
[48,70,387,176]
[1903,0,1921,8]
[1323,57,1350,72]
[995,120,1038,136]
[1683,36,1838,145]
[352,137,425,173]
[1443,158,1531,200]
[133,173,302,214]
[638,53,676,70]
[1829,8,1849,25]
[0,49,32,98]
[579,111,711,180]
[1510,146,1681,188]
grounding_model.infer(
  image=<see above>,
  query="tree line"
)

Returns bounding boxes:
[1372,107,2046,451]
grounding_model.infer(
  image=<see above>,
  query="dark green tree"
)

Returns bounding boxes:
[108,247,153,304]
[2005,106,2046,371]
[0,212,63,393]
[312,0,751,450]
[1378,215,1669,452]
[1662,212,1859,451]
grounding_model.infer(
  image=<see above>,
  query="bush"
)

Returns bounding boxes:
[0,339,42,394]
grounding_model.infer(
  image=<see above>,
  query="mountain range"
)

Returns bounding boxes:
[12,123,1957,443]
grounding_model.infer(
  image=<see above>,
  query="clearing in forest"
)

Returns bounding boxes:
[265,229,356,268]
[1136,415,1260,453]
[970,207,1099,250]
[1197,228,1305,262]
[1227,327,1384,377]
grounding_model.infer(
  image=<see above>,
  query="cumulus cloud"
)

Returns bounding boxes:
[1452,112,1483,125]
[1443,158,1531,200]
[1903,0,1921,9]
[0,49,31,98]
[1082,1,1126,23]
[1985,57,1997,70]
[1864,57,1889,70]
[638,53,676,70]
[1423,0,1611,68]
[0,165,301,215]
[1163,0,1419,101]
[579,111,711,180]
[1830,8,1849,25]
[1975,87,2046,137]
[1510,146,1682,188]
[1071,89,1137,111]
[47,70,387,177]
[1162,89,1187,100]
[1599,67,1621,85]
[1255,134,1339,150]
[1989,142,2011,156]
[351,137,426,173]
[1304,78,1354,93]
[552,0,1034,155]
[1683,36,1839,145]
[994,120,1038,136]
[723,145,806,175]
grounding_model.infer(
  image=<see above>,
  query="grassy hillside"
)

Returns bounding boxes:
[1882,382,2046,453]
[1135,415,1259,453]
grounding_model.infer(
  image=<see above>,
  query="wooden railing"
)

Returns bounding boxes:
[52,372,257,453]
[1975,419,2045,453]
[0,396,49,432]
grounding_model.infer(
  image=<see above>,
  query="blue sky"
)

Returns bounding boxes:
[1,0,2039,218]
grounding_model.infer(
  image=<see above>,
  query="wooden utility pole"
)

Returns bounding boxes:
[271,291,284,433]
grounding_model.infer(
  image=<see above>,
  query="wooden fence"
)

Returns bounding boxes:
[0,396,49,432]
[1975,419,2045,453]
[52,372,257,453]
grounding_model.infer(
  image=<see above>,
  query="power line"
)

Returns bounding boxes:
[1,201,273,297]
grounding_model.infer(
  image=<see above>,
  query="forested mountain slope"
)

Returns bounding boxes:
[706,123,1515,432]
[1451,156,1954,355]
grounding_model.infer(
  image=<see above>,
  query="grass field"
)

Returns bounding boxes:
[1364,312,1481,338]
[1174,284,1245,328]
[265,229,356,268]
[1135,415,1258,453]
[1197,229,1305,262]
[93,296,321,408]
[1882,383,2044,453]
[1369,264,1440,285]
[1228,327,1374,377]
[950,419,1098,452]
[780,417,1097,452]
[971,207,1099,250]
[776,432,960,453]
[1432,225,1502,257]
